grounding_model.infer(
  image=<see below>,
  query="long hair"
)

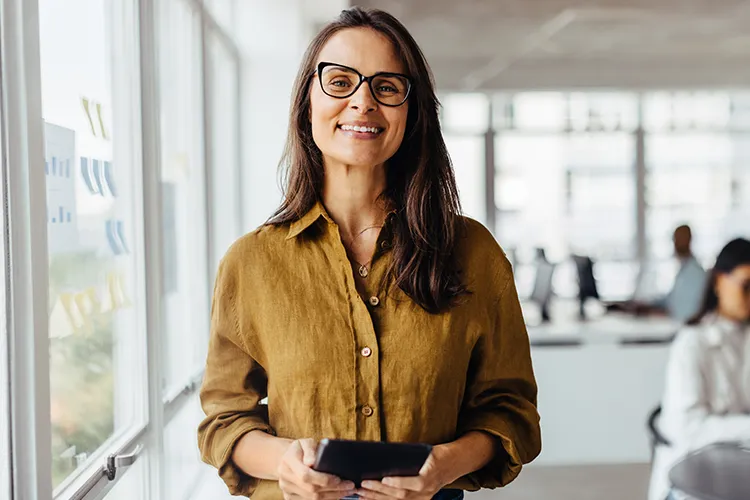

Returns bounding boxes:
[687,238,750,325]
[267,7,467,313]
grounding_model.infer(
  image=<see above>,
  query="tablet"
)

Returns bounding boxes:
[313,439,432,487]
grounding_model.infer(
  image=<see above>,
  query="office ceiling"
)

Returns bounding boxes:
[353,0,750,89]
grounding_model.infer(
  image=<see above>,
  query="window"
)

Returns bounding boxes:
[100,451,148,500]
[164,396,208,499]
[38,0,147,491]
[4,0,245,497]
[493,92,639,300]
[206,27,243,273]
[157,4,244,499]
[204,0,236,36]
[444,135,486,224]
[158,0,210,398]
[0,87,11,499]
[644,92,750,293]
[441,93,489,224]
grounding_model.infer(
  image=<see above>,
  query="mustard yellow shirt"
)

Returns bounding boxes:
[198,202,541,499]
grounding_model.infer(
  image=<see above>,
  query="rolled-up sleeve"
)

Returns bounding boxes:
[197,255,275,496]
[456,271,541,489]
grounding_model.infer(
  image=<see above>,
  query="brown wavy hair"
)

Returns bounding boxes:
[267,7,467,314]
[687,238,750,325]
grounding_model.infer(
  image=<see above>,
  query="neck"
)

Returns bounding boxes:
[716,309,749,327]
[321,159,389,241]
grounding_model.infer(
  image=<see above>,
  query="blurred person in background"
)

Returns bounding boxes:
[609,225,706,322]
[197,7,540,500]
[649,238,750,500]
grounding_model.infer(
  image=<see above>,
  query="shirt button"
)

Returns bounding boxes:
[361,346,372,357]
[358,265,369,278]
[361,405,374,417]
[368,296,380,307]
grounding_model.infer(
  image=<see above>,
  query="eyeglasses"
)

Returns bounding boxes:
[314,62,412,107]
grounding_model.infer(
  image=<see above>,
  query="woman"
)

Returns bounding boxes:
[649,238,750,500]
[198,7,541,500]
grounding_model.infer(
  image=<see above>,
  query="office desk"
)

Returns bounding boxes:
[669,443,750,500]
[526,314,679,465]
[527,313,680,347]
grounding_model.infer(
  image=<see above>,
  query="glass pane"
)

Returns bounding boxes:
[0,90,10,499]
[39,0,145,489]
[644,91,731,131]
[645,132,737,265]
[644,91,750,294]
[208,29,242,269]
[495,125,637,300]
[158,0,210,396]
[495,133,567,259]
[444,135,485,223]
[513,92,566,130]
[568,93,638,132]
[204,0,235,35]
[441,93,489,133]
[101,450,148,500]
[164,396,209,499]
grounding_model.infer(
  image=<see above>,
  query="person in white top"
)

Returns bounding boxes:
[648,237,750,500]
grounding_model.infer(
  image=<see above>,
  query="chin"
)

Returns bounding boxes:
[336,151,389,167]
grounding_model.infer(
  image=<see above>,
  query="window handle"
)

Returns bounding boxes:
[106,444,143,481]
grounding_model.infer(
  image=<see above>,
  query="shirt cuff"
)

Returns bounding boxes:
[454,413,538,489]
[202,418,276,497]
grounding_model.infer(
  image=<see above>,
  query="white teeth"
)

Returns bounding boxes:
[340,125,381,133]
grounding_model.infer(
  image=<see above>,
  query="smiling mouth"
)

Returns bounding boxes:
[337,124,385,135]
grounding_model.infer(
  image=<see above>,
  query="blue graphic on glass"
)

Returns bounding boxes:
[116,220,129,253]
[81,157,99,194]
[106,220,122,255]
[92,159,105,196]
[103,161,117,197]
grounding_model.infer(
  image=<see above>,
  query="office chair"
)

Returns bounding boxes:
[530,260,555,322]
[647,404,671,461]
[572,255,599,320]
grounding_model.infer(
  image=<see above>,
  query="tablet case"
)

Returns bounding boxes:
[313,439,432,487]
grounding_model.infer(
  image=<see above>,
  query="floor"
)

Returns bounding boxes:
[191,463,652,500]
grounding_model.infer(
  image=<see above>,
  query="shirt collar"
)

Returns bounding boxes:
[286,201,333,240]
[285,199,400,240]
[704,313,748,347]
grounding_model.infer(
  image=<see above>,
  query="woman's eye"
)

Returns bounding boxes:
[331,80,350,87]
[377,85,398,93]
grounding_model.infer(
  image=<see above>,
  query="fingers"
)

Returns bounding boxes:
[299,438,318,467]
[279,439,356,500]
[280,476,354,500]
[359,480,409,500]
[383,476,425,492]
[286,459,350,490]
[279,460,355,499]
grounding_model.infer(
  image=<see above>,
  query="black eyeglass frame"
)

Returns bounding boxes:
[313,61,412,107]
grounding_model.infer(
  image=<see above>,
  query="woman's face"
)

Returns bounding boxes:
[716,264,750,322]
[310,28,409,169]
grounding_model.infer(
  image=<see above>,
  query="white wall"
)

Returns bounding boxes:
[235,0,349,232]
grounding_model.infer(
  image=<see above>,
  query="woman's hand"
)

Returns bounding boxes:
[277,439,357,500]
[356,445,453,500]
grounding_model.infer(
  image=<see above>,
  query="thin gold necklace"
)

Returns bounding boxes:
[345,224,383,278]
